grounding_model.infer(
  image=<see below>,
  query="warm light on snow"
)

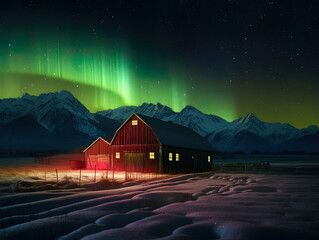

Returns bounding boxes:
[1,172,319,239]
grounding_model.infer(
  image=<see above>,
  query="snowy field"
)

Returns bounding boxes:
[1,172,319,240]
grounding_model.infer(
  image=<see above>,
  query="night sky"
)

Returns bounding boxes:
[0,0,318,128]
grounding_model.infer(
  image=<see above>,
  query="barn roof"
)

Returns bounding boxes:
[135,113,212,151]
[83,137,110,153]
[103,137,112,143]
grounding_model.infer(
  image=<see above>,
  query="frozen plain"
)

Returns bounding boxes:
[0,172,319,240]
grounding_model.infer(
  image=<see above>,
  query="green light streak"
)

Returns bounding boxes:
[0,37,237,122]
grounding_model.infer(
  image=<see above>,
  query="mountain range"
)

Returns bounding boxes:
[0,90,119,152]
[0,90,318,153]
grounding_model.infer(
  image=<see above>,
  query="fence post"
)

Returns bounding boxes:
[44,171,46,184]
[56,169,58,185]
[94,165,96,182]
[79,167,82,185]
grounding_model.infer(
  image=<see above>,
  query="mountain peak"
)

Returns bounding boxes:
[305,125,318,130]
[155,102,163,106]
[238,113,264,129]
[181,105,202,113]
[155,102,165,109]
[246,113,258,119]
[57,90,75,98]
[241,113,259,123]
[139,102,174,114]
[301,125,319,135]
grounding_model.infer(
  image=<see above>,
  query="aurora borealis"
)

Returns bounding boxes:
[0,1,318,128]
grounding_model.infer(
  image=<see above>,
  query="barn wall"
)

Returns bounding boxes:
[111,144,159,173]
[84,114,212,174]
[162,146,212,174]
[85,138,111,170]
[111,115,160,173]
[112,115,159,145]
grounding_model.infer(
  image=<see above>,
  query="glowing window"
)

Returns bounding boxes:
[208,156,211,162]
[132,120,138,125]
[116,152,120,159]
[150,152,155,159]
[169,153,173,161]
[176,153,179,161]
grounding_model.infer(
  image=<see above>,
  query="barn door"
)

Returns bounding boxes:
[124,153,145,172]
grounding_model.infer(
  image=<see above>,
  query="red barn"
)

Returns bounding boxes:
[84,113,212,174]
[83,137,112,170]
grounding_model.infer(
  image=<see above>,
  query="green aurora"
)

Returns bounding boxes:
[0,0,318,129]
[0,37,237,121]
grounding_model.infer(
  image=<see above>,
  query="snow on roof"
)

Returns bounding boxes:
[136,113,212,151]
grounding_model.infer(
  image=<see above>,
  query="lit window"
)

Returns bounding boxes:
[169,153,173,161]
[176,153,179,161]
[132,120,138,125]
[208,156,211,162]
[150,152,155,159]
[116,152,120,159]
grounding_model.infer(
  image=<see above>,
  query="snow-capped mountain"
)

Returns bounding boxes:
[97,104,229,137]
[0,91,120,151]
[0,91,318,153]
[232,113,302,141]
[205,113,318,152]
[162,106,229,136]
[99,103,319,153]
[0,90,99,136]
[97,102,175,122]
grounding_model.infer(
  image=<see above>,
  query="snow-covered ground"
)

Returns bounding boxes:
[1,172,319,240]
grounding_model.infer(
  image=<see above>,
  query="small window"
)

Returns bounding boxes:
[116,152,120,159]
[169,153,173,161]
[176,153,179,161]
[149,152,155,159]
[132,120,138,125]
[208,156,211,162]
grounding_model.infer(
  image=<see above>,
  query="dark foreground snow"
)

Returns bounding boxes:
[1,173,319,240]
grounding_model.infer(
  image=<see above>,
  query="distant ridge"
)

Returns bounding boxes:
[0,90,318,153]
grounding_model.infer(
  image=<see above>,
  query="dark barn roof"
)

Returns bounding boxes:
[103,137,112,143]
[136,114,212,151]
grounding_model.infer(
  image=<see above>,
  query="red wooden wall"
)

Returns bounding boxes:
[112,115,159,145]
[83,114,211,174]
[85,138,111,170]
[112,115,160,173]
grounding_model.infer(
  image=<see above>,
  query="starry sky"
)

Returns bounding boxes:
[0,0,318,128]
